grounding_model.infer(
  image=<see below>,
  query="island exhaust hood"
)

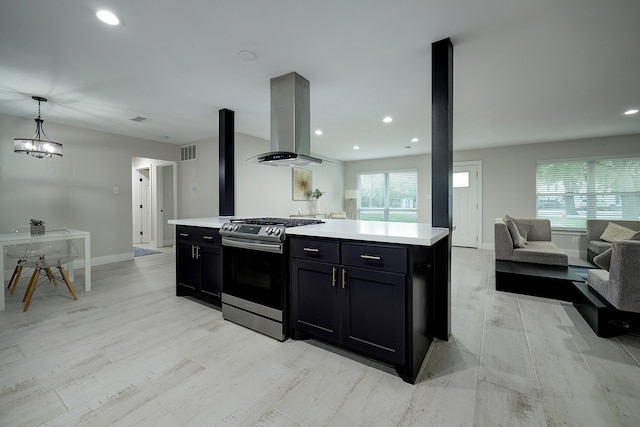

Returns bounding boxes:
[254,72,322,167]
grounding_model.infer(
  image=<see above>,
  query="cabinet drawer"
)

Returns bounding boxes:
[341,242,407,273]
[290,237,340,264]
[177,226,221,246]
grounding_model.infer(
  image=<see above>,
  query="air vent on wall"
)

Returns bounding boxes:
[180,144,197,162]
[129,116,149,122]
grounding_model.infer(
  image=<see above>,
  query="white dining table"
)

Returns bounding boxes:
[1,229,91,311]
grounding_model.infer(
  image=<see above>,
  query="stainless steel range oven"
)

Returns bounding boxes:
[220,217,324,341]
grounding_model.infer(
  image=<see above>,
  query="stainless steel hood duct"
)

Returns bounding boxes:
[255,72,322,167]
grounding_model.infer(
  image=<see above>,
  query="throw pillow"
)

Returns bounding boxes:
[593,247,612,271]
[506,215,532,242]
[505,217,526,248]
[600,222,637,242]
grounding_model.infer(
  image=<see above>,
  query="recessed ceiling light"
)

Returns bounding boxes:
[624,109,639,115]
[405,146,411,149]
[96,10,120,26]
[159,136,170,140]
[238,50,256,61]
[382,116,393,123]
[411,138,419,143]
[353,145,360,150]
[314,129,323,135]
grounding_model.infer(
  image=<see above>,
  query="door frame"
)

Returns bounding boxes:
[132,158,177,249]
[453,160,483,249]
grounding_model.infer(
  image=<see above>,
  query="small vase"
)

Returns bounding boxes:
[31,225,45,236]
[313,200,320,216]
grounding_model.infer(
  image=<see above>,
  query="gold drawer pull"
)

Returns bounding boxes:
[360,254,381,261]
[203,236,214,240]
[303,247,320,253]
[179,233,190,237]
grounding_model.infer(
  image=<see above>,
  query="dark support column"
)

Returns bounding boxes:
[431,38,453,341]
[219,108,234,216]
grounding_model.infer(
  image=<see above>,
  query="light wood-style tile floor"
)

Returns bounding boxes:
[1,247,639,426]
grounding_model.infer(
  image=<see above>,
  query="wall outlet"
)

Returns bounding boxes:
[113,186,119,194]
[190,185,197,192]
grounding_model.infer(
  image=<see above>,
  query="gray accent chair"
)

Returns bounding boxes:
[588,240,640,313]
[494,217,568,266]
[586,219,640,264]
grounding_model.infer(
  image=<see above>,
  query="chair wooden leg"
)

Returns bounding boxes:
[22,269,37,303]
[45,267,59,287]
[9,265,24,295]
[59,267,78,300]
[23,269,41,312]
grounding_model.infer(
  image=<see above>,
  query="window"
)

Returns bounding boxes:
[357,171,417,222]
[536,157,640,229]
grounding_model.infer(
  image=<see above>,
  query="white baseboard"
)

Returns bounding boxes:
[91,252,135,267]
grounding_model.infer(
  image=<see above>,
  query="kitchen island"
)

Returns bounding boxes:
[169,217,450,383]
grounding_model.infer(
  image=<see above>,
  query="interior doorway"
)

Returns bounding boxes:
[131,158,177,249]
[452,161,482,248]
[135,168,151,244]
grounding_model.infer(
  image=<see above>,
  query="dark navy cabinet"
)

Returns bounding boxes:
[290,237,406,365]
[176,225,222,304]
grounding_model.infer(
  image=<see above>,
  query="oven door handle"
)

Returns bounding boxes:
[222,237,283,254]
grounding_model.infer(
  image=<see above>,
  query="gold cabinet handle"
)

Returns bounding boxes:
[360,254,381,261]
[303,247,320,253]
[332,267,336,287]
[196,246,201,259]
[342,269,347,289]
[191,244,196,259]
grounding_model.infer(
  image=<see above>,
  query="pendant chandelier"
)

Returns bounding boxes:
[14,96,63,158]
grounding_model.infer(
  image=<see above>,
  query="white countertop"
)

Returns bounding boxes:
[168,217,449,246]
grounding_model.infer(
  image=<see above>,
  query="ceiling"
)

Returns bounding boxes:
[1,0,639,162]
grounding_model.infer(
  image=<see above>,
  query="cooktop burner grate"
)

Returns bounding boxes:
[230,217,324,228]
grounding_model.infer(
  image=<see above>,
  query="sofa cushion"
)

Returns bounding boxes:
[593,248,612,271]
[588,269,610,295]
[600,222,638,242]
[589,239,612,255]
[506,215,532,242]
[510,241,568,266]
[505,217,526,248]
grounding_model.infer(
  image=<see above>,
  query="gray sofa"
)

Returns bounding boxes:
[588,240,640,313]
[495,217,568,266]
[586,219,640,263]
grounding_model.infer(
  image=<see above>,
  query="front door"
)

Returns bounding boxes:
[452,162,480,248]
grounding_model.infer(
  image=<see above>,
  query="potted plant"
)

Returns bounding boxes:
[310,189,324,215]
[30,218,45,236]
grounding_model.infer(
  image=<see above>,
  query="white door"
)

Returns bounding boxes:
[138,168,151,244]
[452,163,480,248]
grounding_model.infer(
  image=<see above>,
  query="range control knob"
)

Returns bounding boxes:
[274,228,282,236]
[232,224,239,232]
[222,224,228,230]
[265,226,272,235]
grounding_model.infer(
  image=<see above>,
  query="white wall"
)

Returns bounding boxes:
[344,155,432,224]
[177,132,345,218]
[344,133,640,257]
[0,113,179,265]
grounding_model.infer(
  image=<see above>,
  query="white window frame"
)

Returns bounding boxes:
[356,169,418,222]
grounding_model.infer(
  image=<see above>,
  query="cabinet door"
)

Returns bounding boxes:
[341,266,406,364]
[291,258,339,342]
[177,242,199,291]
[200,244,222,298]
